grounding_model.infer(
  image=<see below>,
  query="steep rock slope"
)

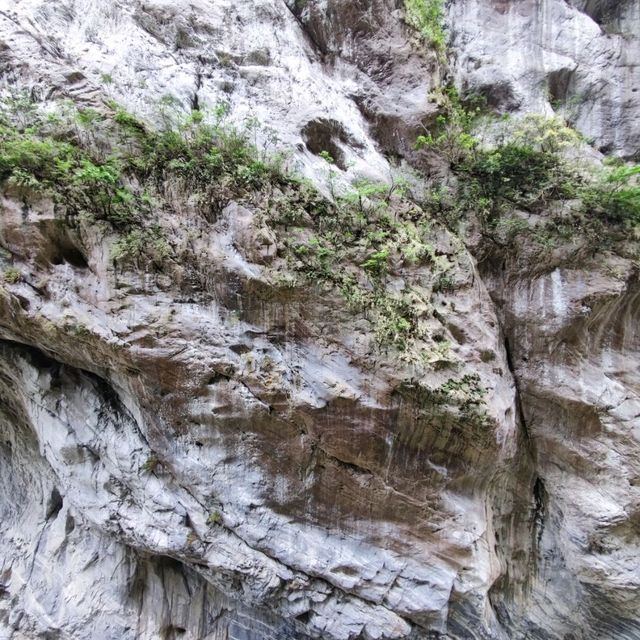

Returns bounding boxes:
[0,1,638,639]
[448,0,640,157]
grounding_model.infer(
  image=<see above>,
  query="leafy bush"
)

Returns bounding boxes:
[509,113,581,153]
[0,97,296,267]
[361,248,390,277]
[461,143,577,212]
[340,179,390,214]
[397,373,491,429]
[580,164,640,226]
[415,87,488,167]
[123,106,287,193]
[3,268,21,283]
[0,107,148,229]
[404,0,446,53]
[415,94,639,252]
[437,373,489,423]
[0,134,77,185]
[112,226,170,265]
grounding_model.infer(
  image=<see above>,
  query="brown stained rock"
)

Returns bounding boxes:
[0,0,638,638]
[0,182,519,638]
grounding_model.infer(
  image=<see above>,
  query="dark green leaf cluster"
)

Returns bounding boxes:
[113,107,289,196]
[459,143,578,216]
[580,164,640,226]
[417,92,640,254]
[0,107,148,230]
[0,98,295,263]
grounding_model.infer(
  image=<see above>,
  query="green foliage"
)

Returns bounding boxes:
[318,150,334,164]
[141,455,159,474]
[479,349,496,363]
[361,248,390,276]
[113,107,148,143]
[340,179,390,214]
[0,92,39,130]
[0,105,148,230]
[461,143,577,213]
[510,113,581,153]
[0,134,77,186]
[0,97,294,267]
[416,94,638,252]
[207,511,223,526]
[3,267,21,283]
[119,104,289,201]
[404,0,446,53]
[433,271,455,293]
[64,322,92,338]
[415,87,483,164]
[580,163,640,226]
[76,107,103,129]
[373,295,418,351]
[271,173,456,356]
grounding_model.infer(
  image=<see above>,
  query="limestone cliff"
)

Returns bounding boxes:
[0,1,638,639]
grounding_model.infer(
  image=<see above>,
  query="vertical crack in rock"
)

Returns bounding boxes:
[531,477,547,549]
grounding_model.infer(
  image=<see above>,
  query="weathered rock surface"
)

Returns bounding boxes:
[448,0,640,158]
[0,181,522,639]
[0,1,638,639]
[482,255,640,639]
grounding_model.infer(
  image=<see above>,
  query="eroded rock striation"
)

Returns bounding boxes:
[0,1,638,639]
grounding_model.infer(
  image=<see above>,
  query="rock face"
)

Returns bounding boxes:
[482,255,640,639]
[0,1,638,640]
[448,0,640,157]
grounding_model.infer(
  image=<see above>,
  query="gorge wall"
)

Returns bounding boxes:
[0,1,638,639]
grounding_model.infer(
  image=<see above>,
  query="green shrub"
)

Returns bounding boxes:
[462,143,577,211]
[0,134,77,185]
[580,164,640,226]
[318,150,334,164]
[415,87,482,164]
[479,349,495,363]
[340,179,390,214]
[3,268,21,283]
[0,98,297,267]
[361,248,390,277]
[404,0,446,53]
[510,113,581,153]
[141,455,159,473]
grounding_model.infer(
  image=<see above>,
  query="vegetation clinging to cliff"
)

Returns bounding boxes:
[417,88,640,259]
[404,0,446,53]
[0,97,459,363]
[0,97,296,267]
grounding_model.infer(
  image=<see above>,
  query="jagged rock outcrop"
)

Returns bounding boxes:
[0,1,638,639]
